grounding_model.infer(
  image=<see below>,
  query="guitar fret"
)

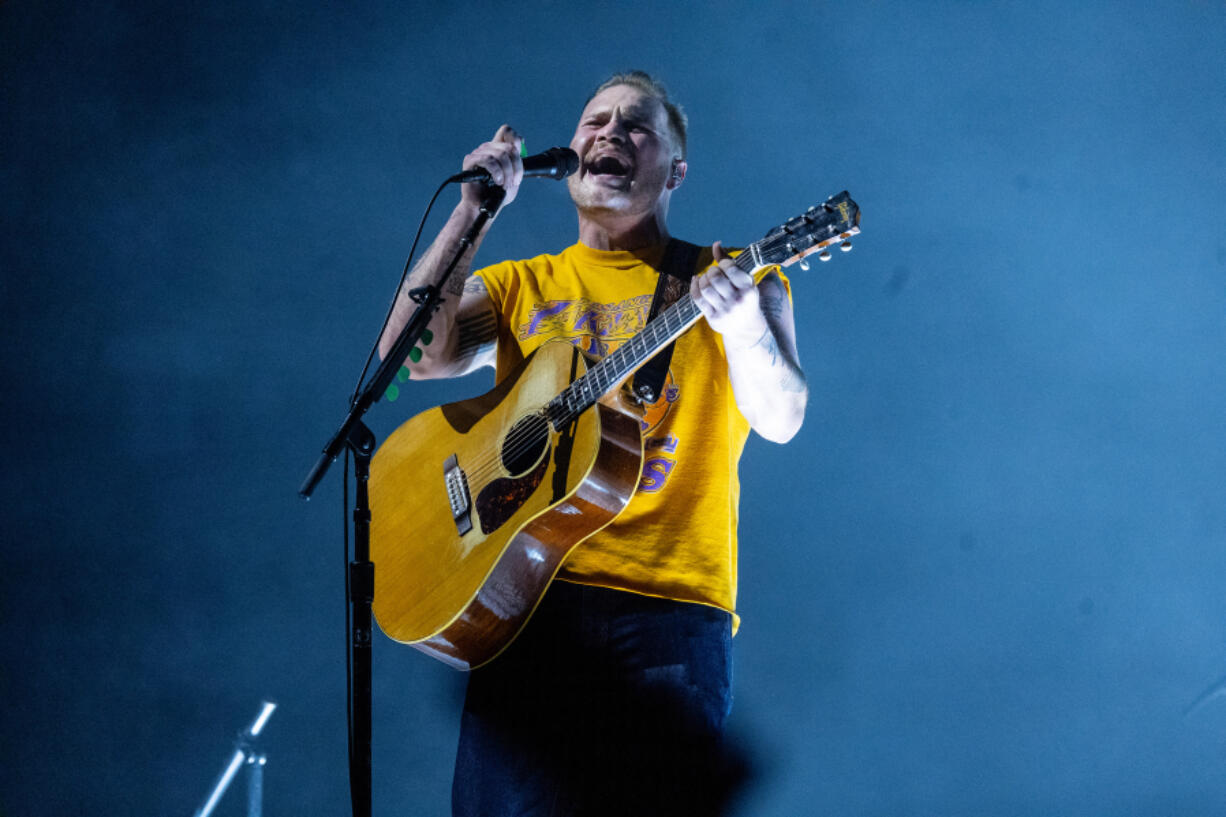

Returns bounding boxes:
[549,201,856,422]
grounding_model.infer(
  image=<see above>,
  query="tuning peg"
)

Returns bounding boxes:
[798,257,810,271]
[819,251,832,262]
[840,241,853,252]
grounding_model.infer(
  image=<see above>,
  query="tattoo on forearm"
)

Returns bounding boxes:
[748,325,805,394]
[455,311,498,364]
[754,274,804,392]
[779,366,806,393]
[759,275,786,321]
[749,328,780,366]
[760,292,785,323]
[445,268,471,296]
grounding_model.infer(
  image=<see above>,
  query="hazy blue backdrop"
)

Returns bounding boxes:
[3,1,1225,815]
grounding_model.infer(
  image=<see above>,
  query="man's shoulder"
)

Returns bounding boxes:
[478,245,579,279]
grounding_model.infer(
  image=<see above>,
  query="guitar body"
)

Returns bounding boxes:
[369,340,644,670]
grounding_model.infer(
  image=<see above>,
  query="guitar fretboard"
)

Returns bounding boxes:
[545,250,757,428]
[542,190,859,429]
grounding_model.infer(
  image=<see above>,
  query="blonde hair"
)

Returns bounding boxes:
[585,70,688,158]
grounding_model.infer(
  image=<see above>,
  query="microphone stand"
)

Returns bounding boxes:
[299,183,506,817]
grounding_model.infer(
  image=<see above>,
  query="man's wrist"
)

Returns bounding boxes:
[720,318,772,351]
[453,199,482,222]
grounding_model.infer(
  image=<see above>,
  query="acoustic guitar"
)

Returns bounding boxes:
[369,191,861,669]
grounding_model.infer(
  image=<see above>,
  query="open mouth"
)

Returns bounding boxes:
[587,155,631,178]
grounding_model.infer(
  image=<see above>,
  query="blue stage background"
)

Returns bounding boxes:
[3,1,1225,814]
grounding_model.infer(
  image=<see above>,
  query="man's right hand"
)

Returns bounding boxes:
[460,124,524,208]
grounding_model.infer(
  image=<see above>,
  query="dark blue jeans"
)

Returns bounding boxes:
[452,581,735,817]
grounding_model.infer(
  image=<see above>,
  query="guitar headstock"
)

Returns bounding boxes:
[756,191,861,271]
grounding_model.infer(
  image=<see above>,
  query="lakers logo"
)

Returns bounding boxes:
[638,370,678,434]
[637,371,681,493]
[515,298,685,494]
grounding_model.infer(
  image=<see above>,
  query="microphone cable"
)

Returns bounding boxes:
[350,176,452,406]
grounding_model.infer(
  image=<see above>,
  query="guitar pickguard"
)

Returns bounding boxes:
[474,451,550,533]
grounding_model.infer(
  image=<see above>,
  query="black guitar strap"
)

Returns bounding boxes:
[632,238,703,404]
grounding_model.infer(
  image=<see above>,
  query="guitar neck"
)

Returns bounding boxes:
[546,250,758,426]
[543,190,861,428]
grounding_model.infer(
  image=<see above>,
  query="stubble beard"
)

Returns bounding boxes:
[568,168,670,224]
[567,175,630,214]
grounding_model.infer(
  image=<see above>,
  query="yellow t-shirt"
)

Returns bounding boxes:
[477,241,786,621]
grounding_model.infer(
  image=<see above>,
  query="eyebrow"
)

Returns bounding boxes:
[583,106,658,124]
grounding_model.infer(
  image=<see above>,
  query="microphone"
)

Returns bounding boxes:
[449,146,579,185]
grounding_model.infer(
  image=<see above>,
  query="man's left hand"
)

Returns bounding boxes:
[690,241,770,347]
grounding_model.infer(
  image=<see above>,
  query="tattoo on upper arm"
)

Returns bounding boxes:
[462,276,487,296]
[455,310,498,365]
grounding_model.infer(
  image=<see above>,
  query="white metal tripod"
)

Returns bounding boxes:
[192,701,277,817]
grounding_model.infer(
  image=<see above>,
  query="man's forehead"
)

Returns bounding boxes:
[580,85,666,122]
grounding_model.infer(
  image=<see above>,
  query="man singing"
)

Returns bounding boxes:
[379,70,806,816]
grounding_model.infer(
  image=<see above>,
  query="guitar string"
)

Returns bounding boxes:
[456,281,711,483]
[445,263,708,483]
[448,231,798,485]
[452,294,700,486]
[452,269,725,485]
[454,220,829,483]
[447,211,850,485]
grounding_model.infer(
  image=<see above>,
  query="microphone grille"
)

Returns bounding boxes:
[549,147,579,178]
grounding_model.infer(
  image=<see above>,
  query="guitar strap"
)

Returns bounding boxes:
[632,238,703,404]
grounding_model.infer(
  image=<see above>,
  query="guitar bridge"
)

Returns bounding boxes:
[443,453,473,535]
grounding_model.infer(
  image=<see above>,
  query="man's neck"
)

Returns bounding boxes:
[575,207,670,252]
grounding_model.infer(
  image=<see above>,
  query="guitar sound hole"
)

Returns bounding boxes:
[501,414,550,476]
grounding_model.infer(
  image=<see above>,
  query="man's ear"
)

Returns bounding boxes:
[667,158,688,190]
